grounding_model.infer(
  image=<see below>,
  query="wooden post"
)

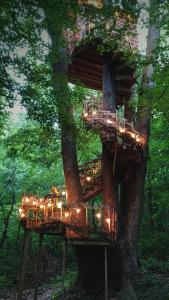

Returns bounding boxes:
[62,240,67,293]
[33,232,44,300]
[17,229,30,300]
[104,246,108,300]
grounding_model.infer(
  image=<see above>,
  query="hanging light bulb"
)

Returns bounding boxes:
[106,217,111,232]
[136,135,140,143]
[92,110,97,116]
[107,119,113,124]
[19,207,23,215]
[96,212,101,219]
[76,208,81,214]
[84,112,88,117]
[61,191,66,196]
[48,203,52,207]
[131,133,136,139]
[119,127,125,133]
[86,176,91,182]
[21,213,25,218]
[57,202,62,209]
[40,205,44,209]
[65,212,69,218]
[33,200,36,206]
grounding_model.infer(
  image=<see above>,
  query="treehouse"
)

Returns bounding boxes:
[18,2,140,299]
[66,0,138,108]
[19,0,140,249]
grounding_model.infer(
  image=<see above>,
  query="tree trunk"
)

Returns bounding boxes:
[102,52,117,229]
[0,188,15,249]
[119,0,160,298]
[53,50,83,204]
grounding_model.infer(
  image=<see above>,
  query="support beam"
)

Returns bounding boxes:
[104,246,108,300]
[33,232,44,300]
[62,240,67,294]
[17,229,30,300]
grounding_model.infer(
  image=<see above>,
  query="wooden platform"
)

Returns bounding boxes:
[68,43,136,106]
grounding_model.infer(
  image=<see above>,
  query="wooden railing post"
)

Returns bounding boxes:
[17,229,30,300]
[104,246,108,300]
[33,232,44,300]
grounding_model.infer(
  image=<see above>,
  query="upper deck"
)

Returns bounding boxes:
[66,1,138,101]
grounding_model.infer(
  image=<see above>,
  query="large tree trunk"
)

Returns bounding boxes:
[102,53,117,231]
[53,50,83,204]
[119,0,160,298]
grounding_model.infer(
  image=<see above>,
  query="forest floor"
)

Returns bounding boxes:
[0,269,169,299]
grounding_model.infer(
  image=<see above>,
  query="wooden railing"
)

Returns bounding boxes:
[19,198,117,239]
[82,100,145,145]
[66,9,138,55]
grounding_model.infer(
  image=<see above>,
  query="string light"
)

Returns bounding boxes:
[61,191,66,196]
[96,212,101,219]
[76,208,81,214]
[131,133,136,139]
[107,119,113,124]
[92,110,97,116]
[136,135,140,143]
[119,127,125,133]
[106,217,111,232]
[65,212,69,218]
[25,197,29,203]
[86,176,91,182]
[57,202,62,209]
[21,213,25,218]
[48,203,52,207]
[33,201,36,206]
[40,205,44,209]
[19,208,23,214]
[84,112,88,117]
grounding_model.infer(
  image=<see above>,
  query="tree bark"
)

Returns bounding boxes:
[119,0,160,298]
[0,188,15,249]
[102,53,117,232]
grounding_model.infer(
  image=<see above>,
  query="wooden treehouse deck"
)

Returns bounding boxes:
[66,2,138,105]
[83,99,145,147]
[19,157,117,242]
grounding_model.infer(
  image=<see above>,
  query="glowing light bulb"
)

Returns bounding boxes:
[40,205,44,209]
[57,202,62,209]
[76,208,81,214]
[19,208,22,214]
[62,191,66,196]
[96,212,101,219]
[84,112,88,117]
[86,176,91,182]
[39,198,43,202]
[92,110,97,116]
[119,127,125,133]
[21,213,25,218]
[136,136,140,143]
[106,217,110,224]
[48,203,52,207]
[25,197,29,203]
[107,119,113,124]
[131,133,136,139]
[33,201,36,206]
[65,212,69,218]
